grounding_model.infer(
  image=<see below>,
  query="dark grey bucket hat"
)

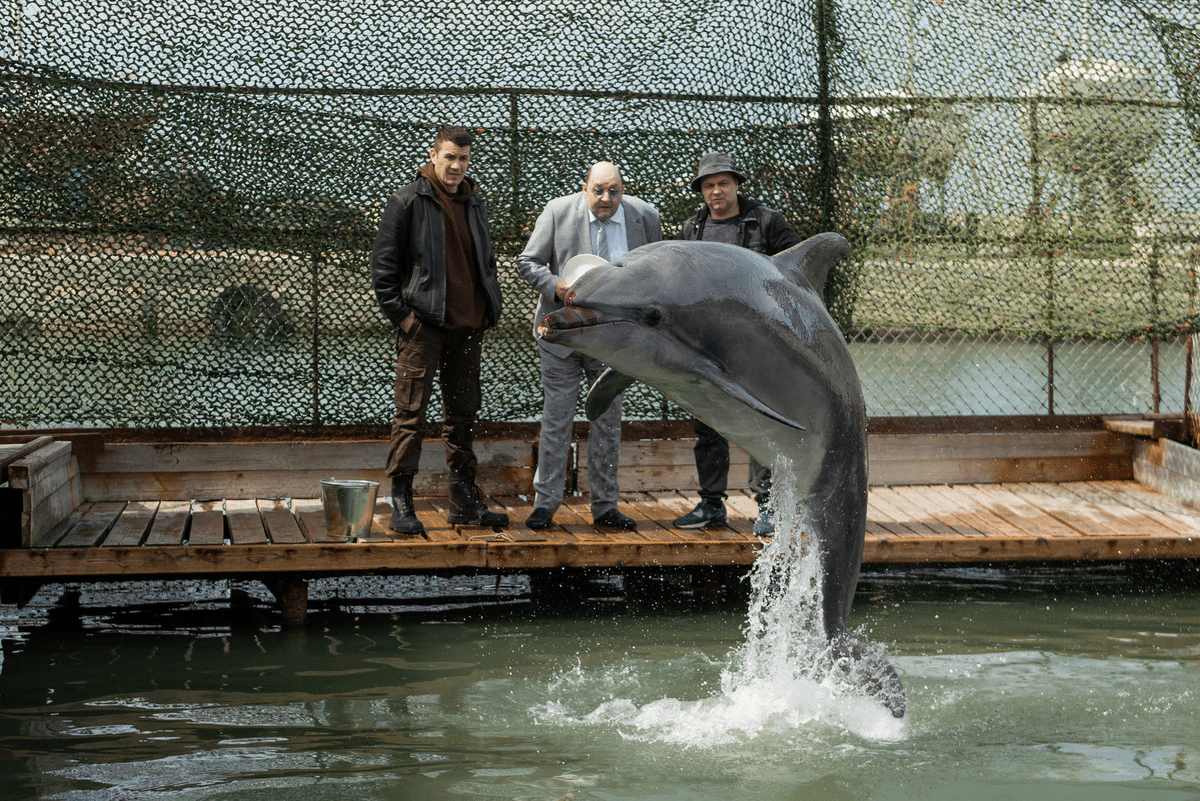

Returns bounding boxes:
[690,151,747,192]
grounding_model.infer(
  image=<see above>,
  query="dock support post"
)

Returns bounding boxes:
[264,576,308,628]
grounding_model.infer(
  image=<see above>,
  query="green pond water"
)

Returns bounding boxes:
[1,557,1198,800]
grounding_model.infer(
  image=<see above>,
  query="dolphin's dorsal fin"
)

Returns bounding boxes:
[693,360,807,432]
[772,232,851,302]
[585,368,638,421]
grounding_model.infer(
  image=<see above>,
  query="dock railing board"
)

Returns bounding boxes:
[2,416,1199,622]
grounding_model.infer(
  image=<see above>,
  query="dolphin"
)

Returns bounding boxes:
[536,233,906,718]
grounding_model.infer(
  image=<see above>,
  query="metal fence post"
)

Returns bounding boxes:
[311,251,322,427]
[815,0,836,231]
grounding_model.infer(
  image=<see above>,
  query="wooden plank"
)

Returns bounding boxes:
[258,499,308,545]
[143,500,190,546]
[7,441,73,489]
[871,431,1131,463]
[0,436,55,482]
[0,541,493,577]
[83,466,534,503]
[57,502,125,548]
[23,460,83,547]
[902,485,1010,538]
[1000,482,1123,538]
[862,533,1200,564]
[31,502,90,548]
[226,499,269,545]
[866,520,898,539]
[484,539,761,570]
[188,501,226,546]
[885,485,970,536]
[1132,458,1200,511]
[86,439,531,476]
[1038,482,1185,540]
[966,484,1086,539]
[100,501,158,547]
[1101,418,1155,437]
[1162,438,1200,483]
[869,431,1133,486]
[866,493,929,538]
[870,487,950,538]
[292,497,345,543]
[23,456,75,516]
[1084,481,1200,537]
[81,441,533,500]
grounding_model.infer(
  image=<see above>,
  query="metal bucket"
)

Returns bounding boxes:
[320,479,380,541]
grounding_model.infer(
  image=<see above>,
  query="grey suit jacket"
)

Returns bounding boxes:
[517,192,662,357]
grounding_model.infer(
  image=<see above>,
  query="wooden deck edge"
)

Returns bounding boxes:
[863,534,1200,563]
[3,532,1197,581]
[0,539,765,578]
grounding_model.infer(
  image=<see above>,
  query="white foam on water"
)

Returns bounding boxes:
[534,457,908,748]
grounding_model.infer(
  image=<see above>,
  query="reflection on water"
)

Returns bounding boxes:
[1,564,1198,800]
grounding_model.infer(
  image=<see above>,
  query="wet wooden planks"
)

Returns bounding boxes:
[3,481,1200,582]
[864,480,1200,562]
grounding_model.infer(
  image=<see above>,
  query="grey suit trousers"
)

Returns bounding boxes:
[533,343,623,518]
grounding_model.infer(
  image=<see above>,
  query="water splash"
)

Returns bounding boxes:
[535,457,906,747]
[717,456,907,739]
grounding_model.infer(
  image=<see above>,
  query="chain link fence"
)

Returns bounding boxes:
[2,0,1198,429]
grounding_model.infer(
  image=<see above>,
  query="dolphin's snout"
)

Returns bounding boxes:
[537,305,600,339]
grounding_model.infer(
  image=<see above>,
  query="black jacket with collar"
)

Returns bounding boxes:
[371,174,503,330]
[677,194,803,256]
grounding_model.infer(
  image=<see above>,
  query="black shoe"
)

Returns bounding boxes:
[526,507,554,529]
[673,499,727,529]
[594,509,637,531]
[447,468,509,527]
[389,475,424,534]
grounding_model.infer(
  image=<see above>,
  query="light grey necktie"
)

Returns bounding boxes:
[595,221,609,260]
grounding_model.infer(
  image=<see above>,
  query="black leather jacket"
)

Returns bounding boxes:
[677,195,803,256]
[371,175,503,330]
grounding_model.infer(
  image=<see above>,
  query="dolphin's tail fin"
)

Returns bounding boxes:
[824,628,907,718]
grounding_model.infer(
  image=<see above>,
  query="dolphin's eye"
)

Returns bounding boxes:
[646,308,662,326]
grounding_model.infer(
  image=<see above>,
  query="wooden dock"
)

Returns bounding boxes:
[2,415,1199,623]
[3,479,1200,578]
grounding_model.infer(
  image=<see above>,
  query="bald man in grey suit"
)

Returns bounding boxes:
[517,162,662,530]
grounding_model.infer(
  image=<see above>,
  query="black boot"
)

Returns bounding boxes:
[447,468,509,527]
[389,475,424,534]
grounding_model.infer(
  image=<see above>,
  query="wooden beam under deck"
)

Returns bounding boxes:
[3,481,1199,584]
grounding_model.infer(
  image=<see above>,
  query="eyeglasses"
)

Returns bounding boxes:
[590,186,622,198]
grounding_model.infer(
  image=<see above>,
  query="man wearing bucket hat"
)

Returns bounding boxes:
[517,161,662,531]
[673,151,804,536]
[371,125,509,534]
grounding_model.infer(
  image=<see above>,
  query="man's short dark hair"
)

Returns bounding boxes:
[434,125,475,149]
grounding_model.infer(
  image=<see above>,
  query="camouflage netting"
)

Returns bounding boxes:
[1,0,1198,428]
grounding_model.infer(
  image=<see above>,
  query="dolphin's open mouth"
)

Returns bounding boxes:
[537,304,601,339]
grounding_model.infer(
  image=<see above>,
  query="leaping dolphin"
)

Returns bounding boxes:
[537,233,906,718]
